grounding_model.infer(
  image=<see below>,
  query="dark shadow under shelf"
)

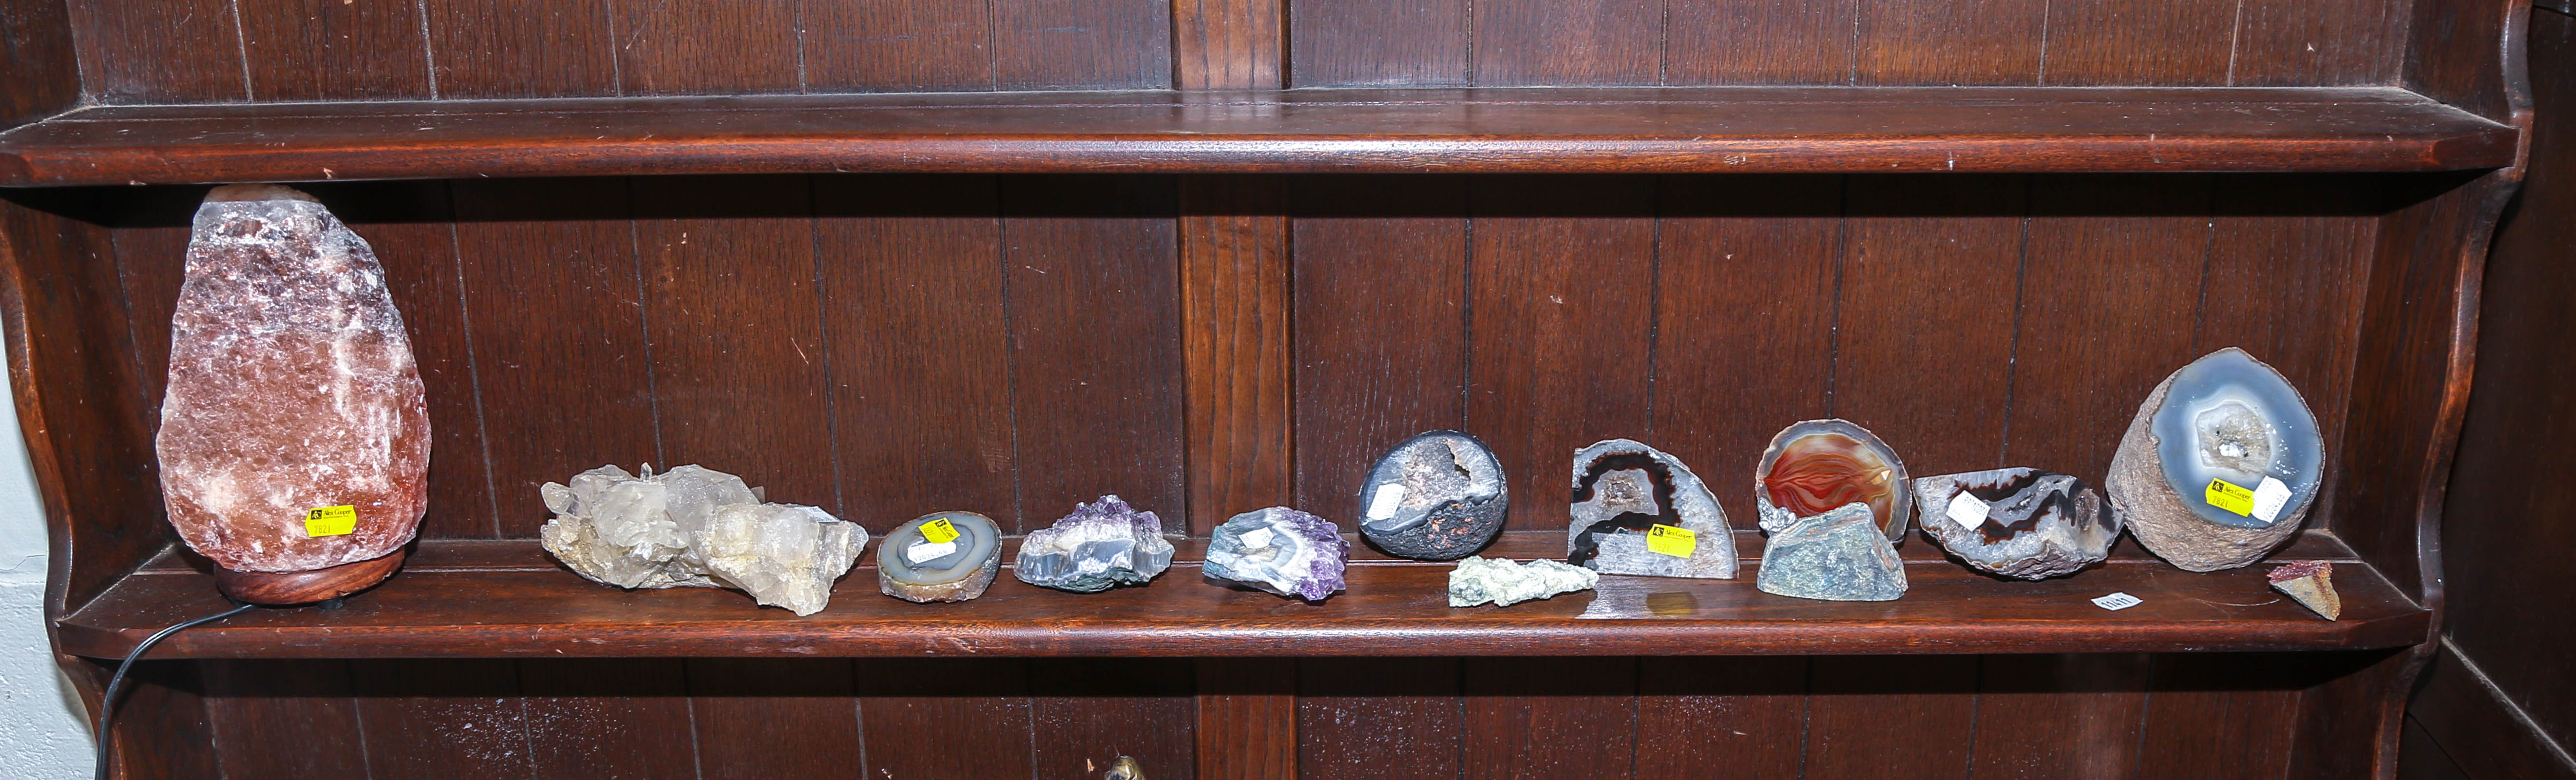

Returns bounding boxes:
[55,529,2425,659]
[0,86,2515,185]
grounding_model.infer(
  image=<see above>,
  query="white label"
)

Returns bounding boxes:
[1239,527,1275,549]
[2091,592,2142,611]
[1944,491,1990,531]
[1366,483,1407,520]
[2251,476,2292,524]
[905,540,957,564]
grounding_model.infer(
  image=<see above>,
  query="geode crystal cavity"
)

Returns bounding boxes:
[1447,557,1599,607]
[1566,439,1738,579]
[1913,468,2121,580]
[2108,348,2324,571]
[1013,495,1175,592]
[879,511,1004,603]
[157,184,429,574]
[1755,503,1907,602]
[1755,420,1911,541]
[1203,507,1349,601]
[540,464,867,616]
[1357,430,1507,560]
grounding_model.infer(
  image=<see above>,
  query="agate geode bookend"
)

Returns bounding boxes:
[880,511,1004,603]
[1755,420,1911,541]
[1356,430,1507,560]
[1566,439,1737,579]
[2108,348,2324,571]
[157,184,429,605]
[1913,468,2120,579]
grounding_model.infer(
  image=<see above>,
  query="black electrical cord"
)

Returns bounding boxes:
[93,602,258,780]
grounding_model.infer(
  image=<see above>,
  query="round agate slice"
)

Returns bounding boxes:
[878,511,1003,603]
[1355,430,1507,560]
[1754,420,1911,541]
[2148,349,2322,529]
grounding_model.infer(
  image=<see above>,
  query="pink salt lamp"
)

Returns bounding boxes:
[154,184,428,604]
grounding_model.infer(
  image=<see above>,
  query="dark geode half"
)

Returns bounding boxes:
[1913,468,2120,580]
[1356,430,1507,561]
[1565,438,1737,579]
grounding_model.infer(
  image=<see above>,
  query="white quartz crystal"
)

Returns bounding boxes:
[1447,557,1599,607]
[541,464,866,615]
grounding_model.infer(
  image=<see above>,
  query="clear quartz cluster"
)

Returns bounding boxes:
[1013,495,1175,592]
[540,464,866,616]
[1447,557,1598,607]
[1203,507,1349,601]
[157,184,429,573]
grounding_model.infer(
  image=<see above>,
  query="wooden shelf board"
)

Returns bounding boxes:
[57,529,2424,659]
[0,86,2514,185]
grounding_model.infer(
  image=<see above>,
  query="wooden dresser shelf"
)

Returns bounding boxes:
[55,530,2425,660]
[0,86,2514,185]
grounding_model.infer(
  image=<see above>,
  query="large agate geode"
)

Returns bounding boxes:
[879,511,1003,603]
[1755,420,1910,540]
[2109,348,2324,571]
[1356,430,1507,560]
[1566,439,1737,579]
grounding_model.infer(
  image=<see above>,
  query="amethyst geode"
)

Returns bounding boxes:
[1203,507,1349,601]
[1012,495,1175,592]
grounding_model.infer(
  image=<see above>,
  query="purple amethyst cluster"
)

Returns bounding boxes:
[1203,507,1349,602]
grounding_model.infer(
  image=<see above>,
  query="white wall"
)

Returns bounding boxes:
[0,341,96,778]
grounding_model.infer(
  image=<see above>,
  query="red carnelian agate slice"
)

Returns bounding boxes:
[1761,433,1897,528]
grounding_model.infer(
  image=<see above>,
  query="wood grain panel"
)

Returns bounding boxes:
[1472,0,1660,86]
[1031,659,1198,780]
[855,658,1034,779]
[1463,657,1637,780]
[352,659,533,779]
[1804,656,1976,780]
[1855,0,2045,85]
[632,176,840,509]
[802,0,995,92]
[236,0,432,101]
[0,0,76,125]
[2199,176,2377,480]
[309,181,495,539]
[1182,177,1292,532]
[519,659,698,780]
[424,0,618,98]
[1174,0,1283,89]
[2231,0,2402,85]
[449,177,655,538]
[614,0,800,95]
[2408,645,2576,780]
[1664,0,1854,85]
[1634,657,1808,779]
[1833,176,2025,476]
[1466,176,1656,530]
[92,660,220,780]
[990,0,1171,89]
[815,175,1014,533]
[1200,658,1296,780]
[1290,176,1469,526]
[102,188,205,415]
[1298,658,1463,780]
[1653,175,1842,527]
[2006,176,2210,487]
[687,658,862,780]
[2136,654,2301,780]
[202,660,367,778]
[1285,0,1469,86]
[2039,0,2237,86]
[63,0,244,104]
[1969,654,2151,780]
[1002,176,1183,532]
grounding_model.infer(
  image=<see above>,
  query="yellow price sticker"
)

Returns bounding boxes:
[2205,479,2255,516]
[919,517,960,544]
[304,505,358,537]
[1645,524,1697,558]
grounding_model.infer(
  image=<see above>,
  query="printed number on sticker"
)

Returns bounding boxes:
[1646,524,1697,558]
[919,517,960,544]
[305,505,357,537]
[2205,479,2255,516]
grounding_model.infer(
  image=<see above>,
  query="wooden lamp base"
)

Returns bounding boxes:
[214,548,407,605]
